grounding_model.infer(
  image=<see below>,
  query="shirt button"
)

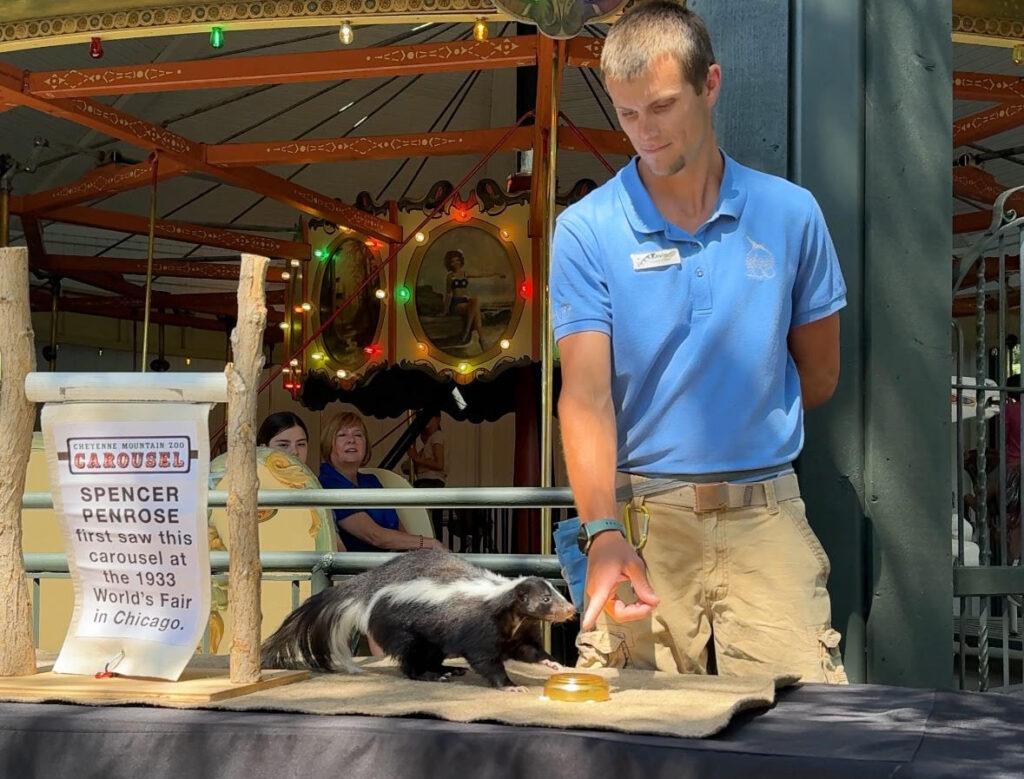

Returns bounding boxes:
[696,268,705,277]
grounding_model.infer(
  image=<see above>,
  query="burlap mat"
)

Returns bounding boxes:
[209,656,794,739]
[23,654,795,738]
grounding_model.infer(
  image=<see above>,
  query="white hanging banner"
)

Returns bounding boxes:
[41,402,213,681]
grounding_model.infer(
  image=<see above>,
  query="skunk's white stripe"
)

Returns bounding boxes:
[355,575,524,633]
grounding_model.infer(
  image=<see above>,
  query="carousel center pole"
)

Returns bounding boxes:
[140,153,159,373]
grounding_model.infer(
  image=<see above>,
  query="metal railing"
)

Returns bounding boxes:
[953,183,1024,693]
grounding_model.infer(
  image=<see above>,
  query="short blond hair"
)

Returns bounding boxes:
[320,411,371,465]
[600,1,716,94]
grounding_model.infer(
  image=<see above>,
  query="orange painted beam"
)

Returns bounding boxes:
[0,63,399,241]
[22,159,188,213]
[954,72,1024,102]
[954,289,1020,317]
[27,37,540,98]
[22,204,311,261]
[954,101,1024,146]
[954,210,994,233]
[557,126,631,156]
[566,37,603,68]
[38,254,287,283]
[207,127,535,167]
[953,164,1024,212]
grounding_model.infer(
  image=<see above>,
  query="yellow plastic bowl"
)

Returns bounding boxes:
[542,672,610,702]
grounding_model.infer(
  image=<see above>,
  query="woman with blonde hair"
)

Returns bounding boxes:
[319,411,446,553]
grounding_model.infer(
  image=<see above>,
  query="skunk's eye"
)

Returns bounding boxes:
[542,595,551,604]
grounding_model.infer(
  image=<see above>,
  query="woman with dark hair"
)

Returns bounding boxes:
[257,411,309,465]
[442,249,504,349]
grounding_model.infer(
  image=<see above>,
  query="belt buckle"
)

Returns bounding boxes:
[693,482,728,513]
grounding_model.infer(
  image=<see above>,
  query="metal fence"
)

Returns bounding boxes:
[952,184,1024,693]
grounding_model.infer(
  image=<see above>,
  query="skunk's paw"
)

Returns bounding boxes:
[501,685,529,693]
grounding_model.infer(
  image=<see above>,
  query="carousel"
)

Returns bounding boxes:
[0,2,1019,778]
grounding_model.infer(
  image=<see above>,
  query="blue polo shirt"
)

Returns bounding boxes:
[551,152,846,476]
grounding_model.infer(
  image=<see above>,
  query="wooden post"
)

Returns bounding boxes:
[0,247,38,677]
[226,253,269,684]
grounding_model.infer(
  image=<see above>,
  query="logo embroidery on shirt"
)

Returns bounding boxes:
[744,236,776,280]
[555,302,572,323]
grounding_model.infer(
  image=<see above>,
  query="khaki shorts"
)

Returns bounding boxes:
[576,474,848,684]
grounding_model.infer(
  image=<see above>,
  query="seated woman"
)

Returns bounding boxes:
[319,410,446,553]
[257,411,310,465]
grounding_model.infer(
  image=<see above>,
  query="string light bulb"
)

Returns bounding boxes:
[290,259,301,268]
[311,352,324,361]
[89,37,104,59]
[473,19,488,41]
[414,231,426,243]
[375,288,387,300]
[301,302,312,312]
[210,26,225,49]
[281,271,291,281]
[500,228,511,240]
[314,248,325,259]
[1015,44,1024,65]
[395,285,412,304]
[519,279,534,300]
[293,305,304,314]
[500,339,511,350]
[458,362,471,374]
[185,356,192,366]
[416,342,428,353]
[336,369,348,379]
[289,358,299,367]
[339,20,354,45]
[279,322,289,330]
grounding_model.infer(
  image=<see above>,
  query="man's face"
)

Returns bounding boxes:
[606,53,721,178]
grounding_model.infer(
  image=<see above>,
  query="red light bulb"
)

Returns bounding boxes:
[519,279,533,300]
[89,37,104,59]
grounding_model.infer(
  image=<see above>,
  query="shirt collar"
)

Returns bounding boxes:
[618,150,747,237]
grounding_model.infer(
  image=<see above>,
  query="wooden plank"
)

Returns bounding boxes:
[566,37,603,68]
[38,254,287,283]
[0,64,398,242]
[20,204,311,261]
[557,126,631,156]
[207,127,534,167]
[0,667,307,704]
[954,209,994,233]
[27,37,539,98]
[954,101,1024,146]
[22,159,188,213]
[954,71,1024,102]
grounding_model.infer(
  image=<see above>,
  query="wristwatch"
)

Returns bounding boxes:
[576,518,626,555]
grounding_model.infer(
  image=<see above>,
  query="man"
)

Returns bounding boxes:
[551,0,848,682]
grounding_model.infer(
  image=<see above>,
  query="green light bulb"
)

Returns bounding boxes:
[210,26,224,49]
[395,285,412,304]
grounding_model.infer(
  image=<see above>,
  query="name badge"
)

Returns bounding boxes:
[631,248,681,271]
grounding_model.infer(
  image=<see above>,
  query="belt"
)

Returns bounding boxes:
[617,472,801,514]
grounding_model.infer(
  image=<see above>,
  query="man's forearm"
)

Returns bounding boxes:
[559,391,619,521]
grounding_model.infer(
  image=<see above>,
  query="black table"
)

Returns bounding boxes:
[0,683,1021,778]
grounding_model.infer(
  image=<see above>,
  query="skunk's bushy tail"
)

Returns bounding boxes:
[260,586,365,673]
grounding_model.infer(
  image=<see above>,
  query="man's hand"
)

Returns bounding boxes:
[581,531,660,631]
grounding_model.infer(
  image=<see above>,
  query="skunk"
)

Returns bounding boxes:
[261,548,576,690]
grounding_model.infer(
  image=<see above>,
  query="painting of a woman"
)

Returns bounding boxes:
[442,249,506,351]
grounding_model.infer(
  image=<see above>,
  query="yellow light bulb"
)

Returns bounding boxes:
[185,357,192,366]
[336,369,348,379]
[311,352,324,361]
[375,289,386,299]
[500,228,511,240]
[499,339,510,350]
[416,342,427,352]
[414,231,426,243]
[473,19,488,41]
[339,21,354,45]
[458,362,470,374]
